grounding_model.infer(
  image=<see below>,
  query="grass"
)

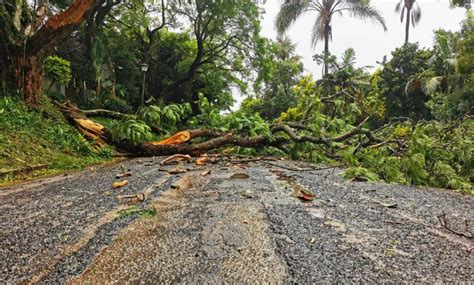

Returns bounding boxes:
[0,91,112,183]
[118,205,157,218]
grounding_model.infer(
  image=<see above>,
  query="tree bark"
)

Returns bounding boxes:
[0,0,100,104]
[4,50,44,104]
[323,24,330,76]
[405,7,411,43]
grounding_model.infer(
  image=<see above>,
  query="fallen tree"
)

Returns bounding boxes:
[52,100,473,193]
[54,101,384,157]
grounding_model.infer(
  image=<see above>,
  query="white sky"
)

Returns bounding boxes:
[259,0,467,78]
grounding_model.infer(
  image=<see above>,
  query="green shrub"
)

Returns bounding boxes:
[102,96,133,114]
[44,56,72,86]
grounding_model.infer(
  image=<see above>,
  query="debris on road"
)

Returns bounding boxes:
[196,155,208,165]
[167,168,186,174]
[112,180,128,188]
[230,173,250,179]
[115,172,132,179]
[117,193,146,204]
[160,154,192,165]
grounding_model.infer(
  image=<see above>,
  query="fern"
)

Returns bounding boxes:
[111,119,152,144]
[344,167,379,182]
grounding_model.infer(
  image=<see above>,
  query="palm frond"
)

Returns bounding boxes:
[343,0,388,31]
[422,76,443,95]
[311,14,326,48]
[411,3,422,26]
[341,48,356,67]
[395,1,403,12]
[275,0,311,35]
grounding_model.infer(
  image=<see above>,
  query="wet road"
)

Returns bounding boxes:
[1,158,473,283]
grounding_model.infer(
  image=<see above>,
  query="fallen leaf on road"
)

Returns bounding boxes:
[160,154,192,165]
[230,173,250,179]
[117,193,146,204]
[201,170,211,176]
[196,155,208,165]
[296,189,315,201]
[115,172,132,179]
[167,168,186,174]
[381,203,398,208]
[112,180,128,188]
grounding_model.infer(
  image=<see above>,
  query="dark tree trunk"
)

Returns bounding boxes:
[2,47,45,104]
[323,25,330,76]
[405,8,411,43]
[0,0,100,105]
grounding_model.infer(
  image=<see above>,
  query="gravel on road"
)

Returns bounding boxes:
[1,158,472,283]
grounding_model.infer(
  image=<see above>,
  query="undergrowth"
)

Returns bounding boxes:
[0,90,111,182]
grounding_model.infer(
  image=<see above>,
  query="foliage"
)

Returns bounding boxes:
[118,205,157,218]
[377,43,433,122]
[189,94,272,138]
[137,103,192,132]
[110,119,152,145]
[103,96,133,114]
[344,167,379,182]
[275,0,386,74]
[244,37,304,120]
[0,90,110,180]
[44,56,72,86]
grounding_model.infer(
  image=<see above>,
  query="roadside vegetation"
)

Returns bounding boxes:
[0,89,111,182]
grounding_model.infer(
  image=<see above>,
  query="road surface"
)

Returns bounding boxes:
[1,157,473,283]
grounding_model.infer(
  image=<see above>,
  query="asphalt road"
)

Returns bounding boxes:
[1,157,473,283]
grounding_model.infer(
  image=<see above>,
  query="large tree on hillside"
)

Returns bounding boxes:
[275,0,387,75]
[0,0,102,104]
[395,0,422,43]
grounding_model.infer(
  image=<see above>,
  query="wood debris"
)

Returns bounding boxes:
[117,193,146,204]
[112,180,128,188]
[160,154,192,165]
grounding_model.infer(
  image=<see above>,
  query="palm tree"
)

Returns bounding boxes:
[276,0,387,75]
[395,0,422,43]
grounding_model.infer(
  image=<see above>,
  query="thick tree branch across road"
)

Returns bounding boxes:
[55,102,384,157]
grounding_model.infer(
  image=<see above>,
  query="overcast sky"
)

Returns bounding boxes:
[259,0,466,78]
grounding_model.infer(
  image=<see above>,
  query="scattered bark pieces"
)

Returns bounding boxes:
[201,170,211,176]
[117,193,146,204]
[160,154,192,165]
[230,173,250,179]
[115,172,132,179]
[167,168,186,175]
[380,203,398,208]
[296,189,315,201]
[196,155,208,166]
[112,180,128,189]
[438,212,473,239]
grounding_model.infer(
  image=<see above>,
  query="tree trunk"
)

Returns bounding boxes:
[405,8,411,43]
[0,0,100,105]
[323,25,330,76]
[3,49,45,104]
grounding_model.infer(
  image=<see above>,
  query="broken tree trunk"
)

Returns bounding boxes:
[55,102,383,157]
